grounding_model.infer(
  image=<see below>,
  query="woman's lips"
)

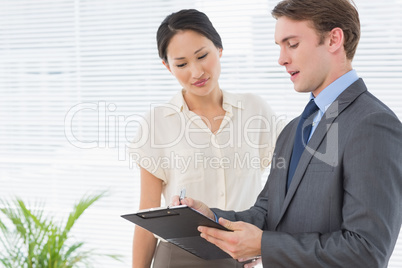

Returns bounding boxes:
[192,78,209,87]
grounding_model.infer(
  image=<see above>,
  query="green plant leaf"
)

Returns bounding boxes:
[0,191,122,267]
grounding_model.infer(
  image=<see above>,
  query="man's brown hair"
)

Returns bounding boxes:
[272,0,360,60]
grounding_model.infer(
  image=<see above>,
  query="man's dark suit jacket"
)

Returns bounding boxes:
[212,79,402,267]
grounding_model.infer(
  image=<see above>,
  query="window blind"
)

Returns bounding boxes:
[0,0,401,267]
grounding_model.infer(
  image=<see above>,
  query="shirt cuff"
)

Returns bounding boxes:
[213,211,219,223]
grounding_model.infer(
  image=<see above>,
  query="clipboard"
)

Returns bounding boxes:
[121,205,232,260]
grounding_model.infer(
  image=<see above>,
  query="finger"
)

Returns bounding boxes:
[199,229,235,257]
[199,222,238,244]
[243,261,256,268]
[199,226,234,246]
[243,262,253,268]
[184,199,215,220]
[180,197,193,207]
[171,196,191,207]
[219,217,240,231]
[170,195,181,206]
[198,226,226,238]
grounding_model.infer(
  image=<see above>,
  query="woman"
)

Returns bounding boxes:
[131,9,282,268]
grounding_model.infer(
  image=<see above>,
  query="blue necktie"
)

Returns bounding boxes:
[287,99,319,191]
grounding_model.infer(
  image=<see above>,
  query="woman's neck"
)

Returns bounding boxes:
[183,88,223,112]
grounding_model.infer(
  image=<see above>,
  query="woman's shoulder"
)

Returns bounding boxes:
[224,91,273,115]
[140,91,185,121]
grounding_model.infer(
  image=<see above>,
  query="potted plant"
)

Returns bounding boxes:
[0,192,120,268]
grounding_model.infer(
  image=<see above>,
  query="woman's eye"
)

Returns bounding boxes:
[198,53,208,59]
[176,63,186,68]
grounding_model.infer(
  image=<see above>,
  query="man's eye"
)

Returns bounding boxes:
[289,43,299,48]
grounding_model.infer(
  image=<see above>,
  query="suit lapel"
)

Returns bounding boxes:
[276,121,298,206]
[274,79,367,229]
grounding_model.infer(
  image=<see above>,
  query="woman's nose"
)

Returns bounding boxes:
[191,63,204,79]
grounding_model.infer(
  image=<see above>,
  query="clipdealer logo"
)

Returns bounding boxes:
[304,100,340,168]
[128,151,286,173]
[64,101,148,160]
[64,101,286,162]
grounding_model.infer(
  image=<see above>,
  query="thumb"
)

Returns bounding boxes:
[219,217,238,231]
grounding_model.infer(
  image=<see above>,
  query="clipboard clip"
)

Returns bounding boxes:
[138,209,180,219]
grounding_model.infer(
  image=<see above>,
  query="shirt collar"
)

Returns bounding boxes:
[222,90,244,114]
[311,69,359,113]
[163,89,244,117]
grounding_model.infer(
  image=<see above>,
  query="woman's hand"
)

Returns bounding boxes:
[171,196,215,221]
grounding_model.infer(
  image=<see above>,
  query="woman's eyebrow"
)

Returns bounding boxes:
[173,46,206,60]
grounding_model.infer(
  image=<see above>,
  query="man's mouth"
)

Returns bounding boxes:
[290,71,299,76]
[289,71,300,82]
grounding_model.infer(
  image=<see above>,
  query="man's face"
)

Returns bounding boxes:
[275,17,332,96]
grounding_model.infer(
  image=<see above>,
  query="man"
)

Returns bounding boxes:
[174,0,402,267]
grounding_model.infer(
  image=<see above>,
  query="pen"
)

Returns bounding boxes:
[179,188,186,204]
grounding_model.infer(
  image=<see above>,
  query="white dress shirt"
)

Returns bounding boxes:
[130,89,283,211]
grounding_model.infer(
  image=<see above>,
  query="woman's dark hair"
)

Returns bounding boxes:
[156,9,223,63]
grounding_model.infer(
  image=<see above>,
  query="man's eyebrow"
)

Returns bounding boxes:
[275,35,298,45]
[173,47,206,60]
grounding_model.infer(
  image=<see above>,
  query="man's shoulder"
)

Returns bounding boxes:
[360,90,397,115]
[348,89,399,121]
[339,79,398,119]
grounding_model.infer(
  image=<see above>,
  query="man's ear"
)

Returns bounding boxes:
[328,27,344,54]
[162,60,171,73]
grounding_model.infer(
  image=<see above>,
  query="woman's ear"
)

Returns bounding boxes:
[218,48,223,58]
[328,27,344,54]
[162,60,171,73]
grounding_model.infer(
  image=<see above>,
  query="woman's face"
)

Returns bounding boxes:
[163,30,222,97]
